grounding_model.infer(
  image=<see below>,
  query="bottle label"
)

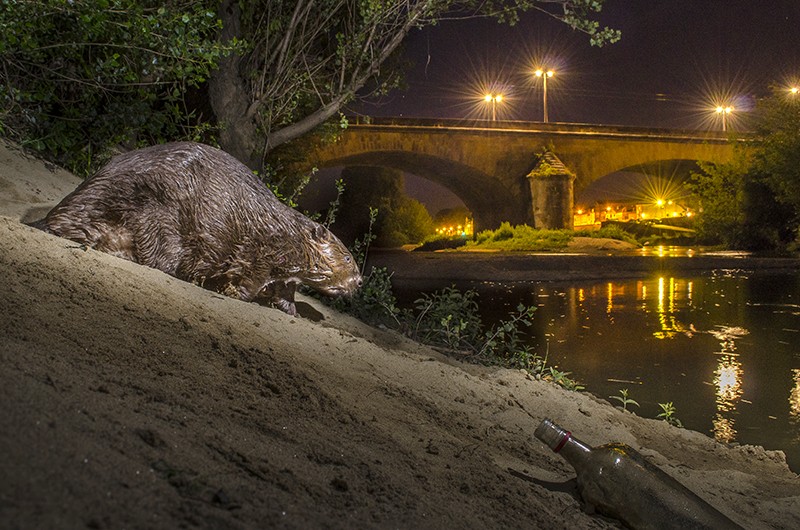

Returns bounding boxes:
[554,431,571,453]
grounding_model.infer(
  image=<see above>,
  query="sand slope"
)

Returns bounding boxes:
[1,141,798,529]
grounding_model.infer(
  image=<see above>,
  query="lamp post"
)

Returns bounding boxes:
[715,105,733,132]
[534,68,554,122]
[484,93,503,121]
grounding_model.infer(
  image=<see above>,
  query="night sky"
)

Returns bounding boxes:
[314,1,800,217]
[355,0,800,130]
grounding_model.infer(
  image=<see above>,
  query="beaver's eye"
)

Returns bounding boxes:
[344,256,351,263]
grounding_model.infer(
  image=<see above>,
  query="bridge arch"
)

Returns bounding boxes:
[310,118,741,230]
[575,158,704,204]
[315,153,531,230]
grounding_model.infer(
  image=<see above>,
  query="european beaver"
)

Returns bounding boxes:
[31,142,362,315]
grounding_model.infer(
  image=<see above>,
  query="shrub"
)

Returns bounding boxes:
[409,286,483,350]
[492,222,515,242]
[466,224,573,251]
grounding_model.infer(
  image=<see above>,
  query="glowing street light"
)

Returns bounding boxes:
[534,68,555,123]
[790,86,799,96]
[484,93,503,121]
[715,105,733,132]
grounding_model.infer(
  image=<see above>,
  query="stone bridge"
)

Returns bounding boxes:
[309,117,741,231]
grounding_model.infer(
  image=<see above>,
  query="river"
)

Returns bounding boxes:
[386,256,800,473]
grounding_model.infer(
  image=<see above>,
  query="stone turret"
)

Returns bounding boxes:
[527,151,575,230]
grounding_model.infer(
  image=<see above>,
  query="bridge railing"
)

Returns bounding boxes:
[345,115,748,143]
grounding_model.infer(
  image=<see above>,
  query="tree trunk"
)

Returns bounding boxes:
[208,0,260,168]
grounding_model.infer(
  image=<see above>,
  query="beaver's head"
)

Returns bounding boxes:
[300,226,363,297]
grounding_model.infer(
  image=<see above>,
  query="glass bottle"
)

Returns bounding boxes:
[534,418,743,529]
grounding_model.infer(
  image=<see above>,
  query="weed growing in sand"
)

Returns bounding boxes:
[657,401,683,428]
[543,366,585,391]
[331,274,578,384]
[409,286,482,350]
[366,283,583,390]
[326,219,584,392]
[609,388,640,412]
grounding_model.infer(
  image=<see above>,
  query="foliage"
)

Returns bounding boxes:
[227,0,620,157]
[414,232,468,252]
[543,366,584,391]
[657,401,683,428]
[409,286,483,349]
[609,388,639,412]
[688,148,797,249]
[469,223,574,251]
[0,0,236,174]
[333,166,399,244]
[686,157,749,247]
[684,87,800,251]
[1,0,619,176]
[333,166,435,247]
[332,265,402,327]
[349,207,379,270]
[321,178,346,228]
[334,273,583,388]
[328,206,403,326]
[754,87,800,213]
[477,304,550,375]
[379,196,436,247]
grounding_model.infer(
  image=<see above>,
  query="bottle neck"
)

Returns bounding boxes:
[535,418,592,471]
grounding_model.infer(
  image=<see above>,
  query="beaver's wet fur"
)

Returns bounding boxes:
[31,142,362,315]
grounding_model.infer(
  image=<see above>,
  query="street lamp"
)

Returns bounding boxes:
[534,68,555,123]
[790,87,799,96]
[484,93,503,121]
[715,105,733,131]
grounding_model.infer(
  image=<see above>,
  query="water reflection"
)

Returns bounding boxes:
[641,276,695,339]
[791,369,800,423]
[394,271,800,471]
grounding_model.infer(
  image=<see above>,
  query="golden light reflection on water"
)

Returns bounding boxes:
[598,277,754,445]
[710,326,748,443]
[712,414,737,443]
[601,277,695,340]
[715,356,743,412]
[648,276,693,339]
[500,275,799,469]
[790,369,800,421]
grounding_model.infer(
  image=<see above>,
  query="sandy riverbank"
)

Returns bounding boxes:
[2,140,799,529]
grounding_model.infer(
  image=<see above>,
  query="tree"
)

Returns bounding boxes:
[687,155,750,247]
[213,0,621,167]
[0,1,232,173]
[687,87,800,250]
[1,1,619,174]
[380,196,435,247]
[753,88,800,216]
[332,165,434,247]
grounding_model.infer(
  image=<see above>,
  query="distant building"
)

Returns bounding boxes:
[574,200,692,229]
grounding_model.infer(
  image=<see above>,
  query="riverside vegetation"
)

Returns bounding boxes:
[317,208,585,391]
[418,222,642,252]
[318,203,687,426]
